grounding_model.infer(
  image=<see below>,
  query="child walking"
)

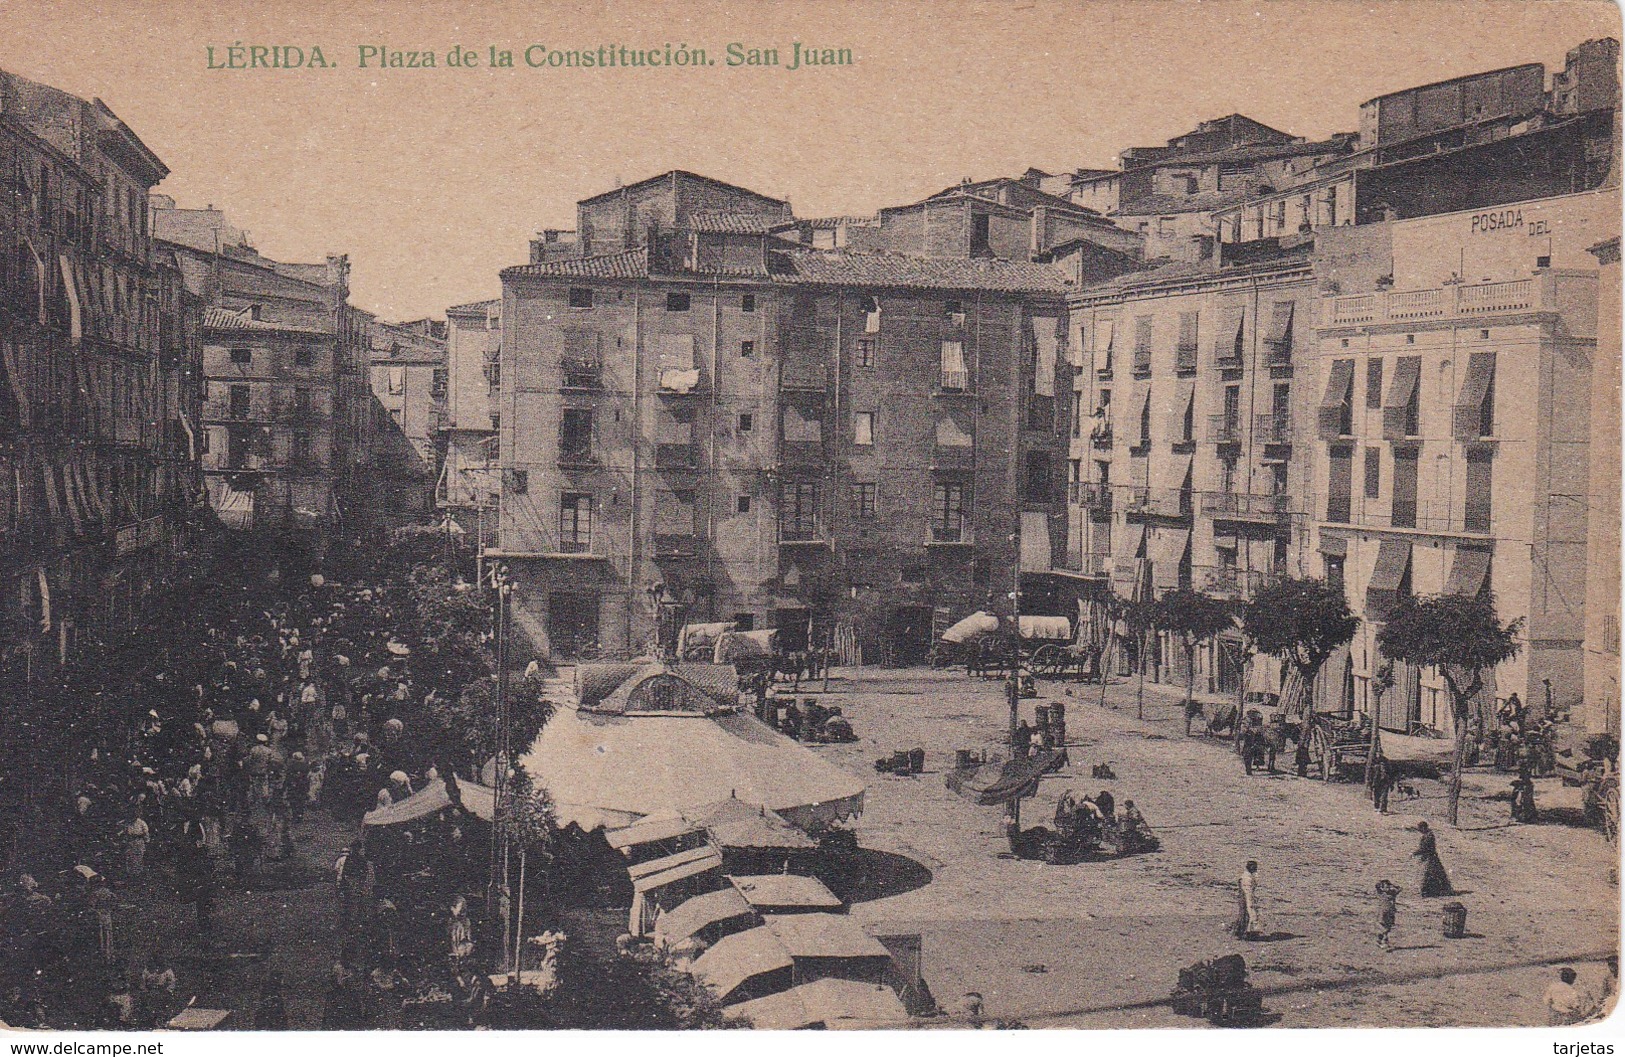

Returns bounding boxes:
[1376,880,1400,950]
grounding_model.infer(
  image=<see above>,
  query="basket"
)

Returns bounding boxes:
[1442,902,1467,939]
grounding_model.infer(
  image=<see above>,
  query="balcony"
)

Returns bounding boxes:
[1203,491,1292,523]
[1207,414,1243,445]
[1090,426,1113,450]
[1320,498,1493,536]
[778,520,829,547]
[1131,351,1152,377]
[937,368,972,394]
[1194,564,1276,601]
[654,442,697,470]
[489,530,612,560]
[557,446,599,469]
[1323,277,1541,326]
[1072,482,1113,516]
[1254,412,1294,445]
[927,524,973,546]
[561,360,602,390]
[1123,485,1193,521]
[654,532,703,557]
[780,439,825,467]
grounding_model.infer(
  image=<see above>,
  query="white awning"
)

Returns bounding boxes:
[1019,510,1052,573]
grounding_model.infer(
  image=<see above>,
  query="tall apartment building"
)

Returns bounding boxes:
[154,201,375,549]
[0,69,205,677]
[440,299,501,534]
[493,171,1074,663]
[367,316,446,522]
[1065,242,1358,692]
[1311,191,1612,731]
[1067,41,1619,716]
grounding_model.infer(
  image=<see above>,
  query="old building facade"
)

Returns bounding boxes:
[493,172,1073,663]
[439,299,501,535]
[1311,191,1613,731]
[154,201,375,549]
[0,70,205,676]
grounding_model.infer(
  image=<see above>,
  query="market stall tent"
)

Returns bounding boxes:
[523,664,864,832]
[724,978,910,1029]
[362,776,496,826]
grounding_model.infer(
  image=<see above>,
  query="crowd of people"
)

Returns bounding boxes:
[0,533,513,1030]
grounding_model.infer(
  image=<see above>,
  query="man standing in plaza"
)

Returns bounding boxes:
[1234,861,1264,939]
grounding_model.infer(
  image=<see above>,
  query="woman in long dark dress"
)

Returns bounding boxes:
[1411,821,1453,896]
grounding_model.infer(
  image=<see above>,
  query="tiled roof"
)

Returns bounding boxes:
[1114,186,1255,217]
[502,246,1071,295]
[502,249,650,281]
[801,215,878,229]
[202,307,325,335]
[770,249,1071,295]
[687,211,788,235]
[446,298,500,314]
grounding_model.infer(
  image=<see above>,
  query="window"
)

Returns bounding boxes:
[1465,449,1492,532]
[293,387,312,418]
[970,214,991,257]
[738,412,753,433]
[861,295,881,334]
[854,411,874,446]
[945,300,965,327]
[560,408,593,460]
[1023,451,1053,502]
[295,347,314,367]
[568,288,593,309]
[228,384,250,419]
[387,366,405,394]
[666,292,690,312]
[853,482,877,518]
[1364,446,1381,498]
[856,338,875,368]
[559,492,592,550]
[229,347,251,365]
[733,612,755,631]
[737,495,752,514]
[932,482,966,541]
[779,481,820,540]
[1366,359,1383,409]
[508,469,528,495]
[1391,448,1419,528]
[1327,446,1352,522]
[432,368,448,396]
[740,340,755,358]
[741,293,756,313]
[292,430,312,467]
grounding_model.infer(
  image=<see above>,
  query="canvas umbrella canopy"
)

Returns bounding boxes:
[362,776,496,826]
[525,667,864,831]
[940,611,999,644]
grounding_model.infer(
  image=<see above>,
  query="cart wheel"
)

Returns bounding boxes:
[1032,644,1061,678]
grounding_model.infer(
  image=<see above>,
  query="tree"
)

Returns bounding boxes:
[496,764,556,982]
[1118,598,1158,720]
[1151,588,1237,732]
[1241,577,1360,716]
[1377,592,1522,826]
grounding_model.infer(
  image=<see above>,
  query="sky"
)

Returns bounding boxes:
[3,0,1618,319]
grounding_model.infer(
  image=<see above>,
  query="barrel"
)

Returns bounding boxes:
[1442,902,1467,939]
